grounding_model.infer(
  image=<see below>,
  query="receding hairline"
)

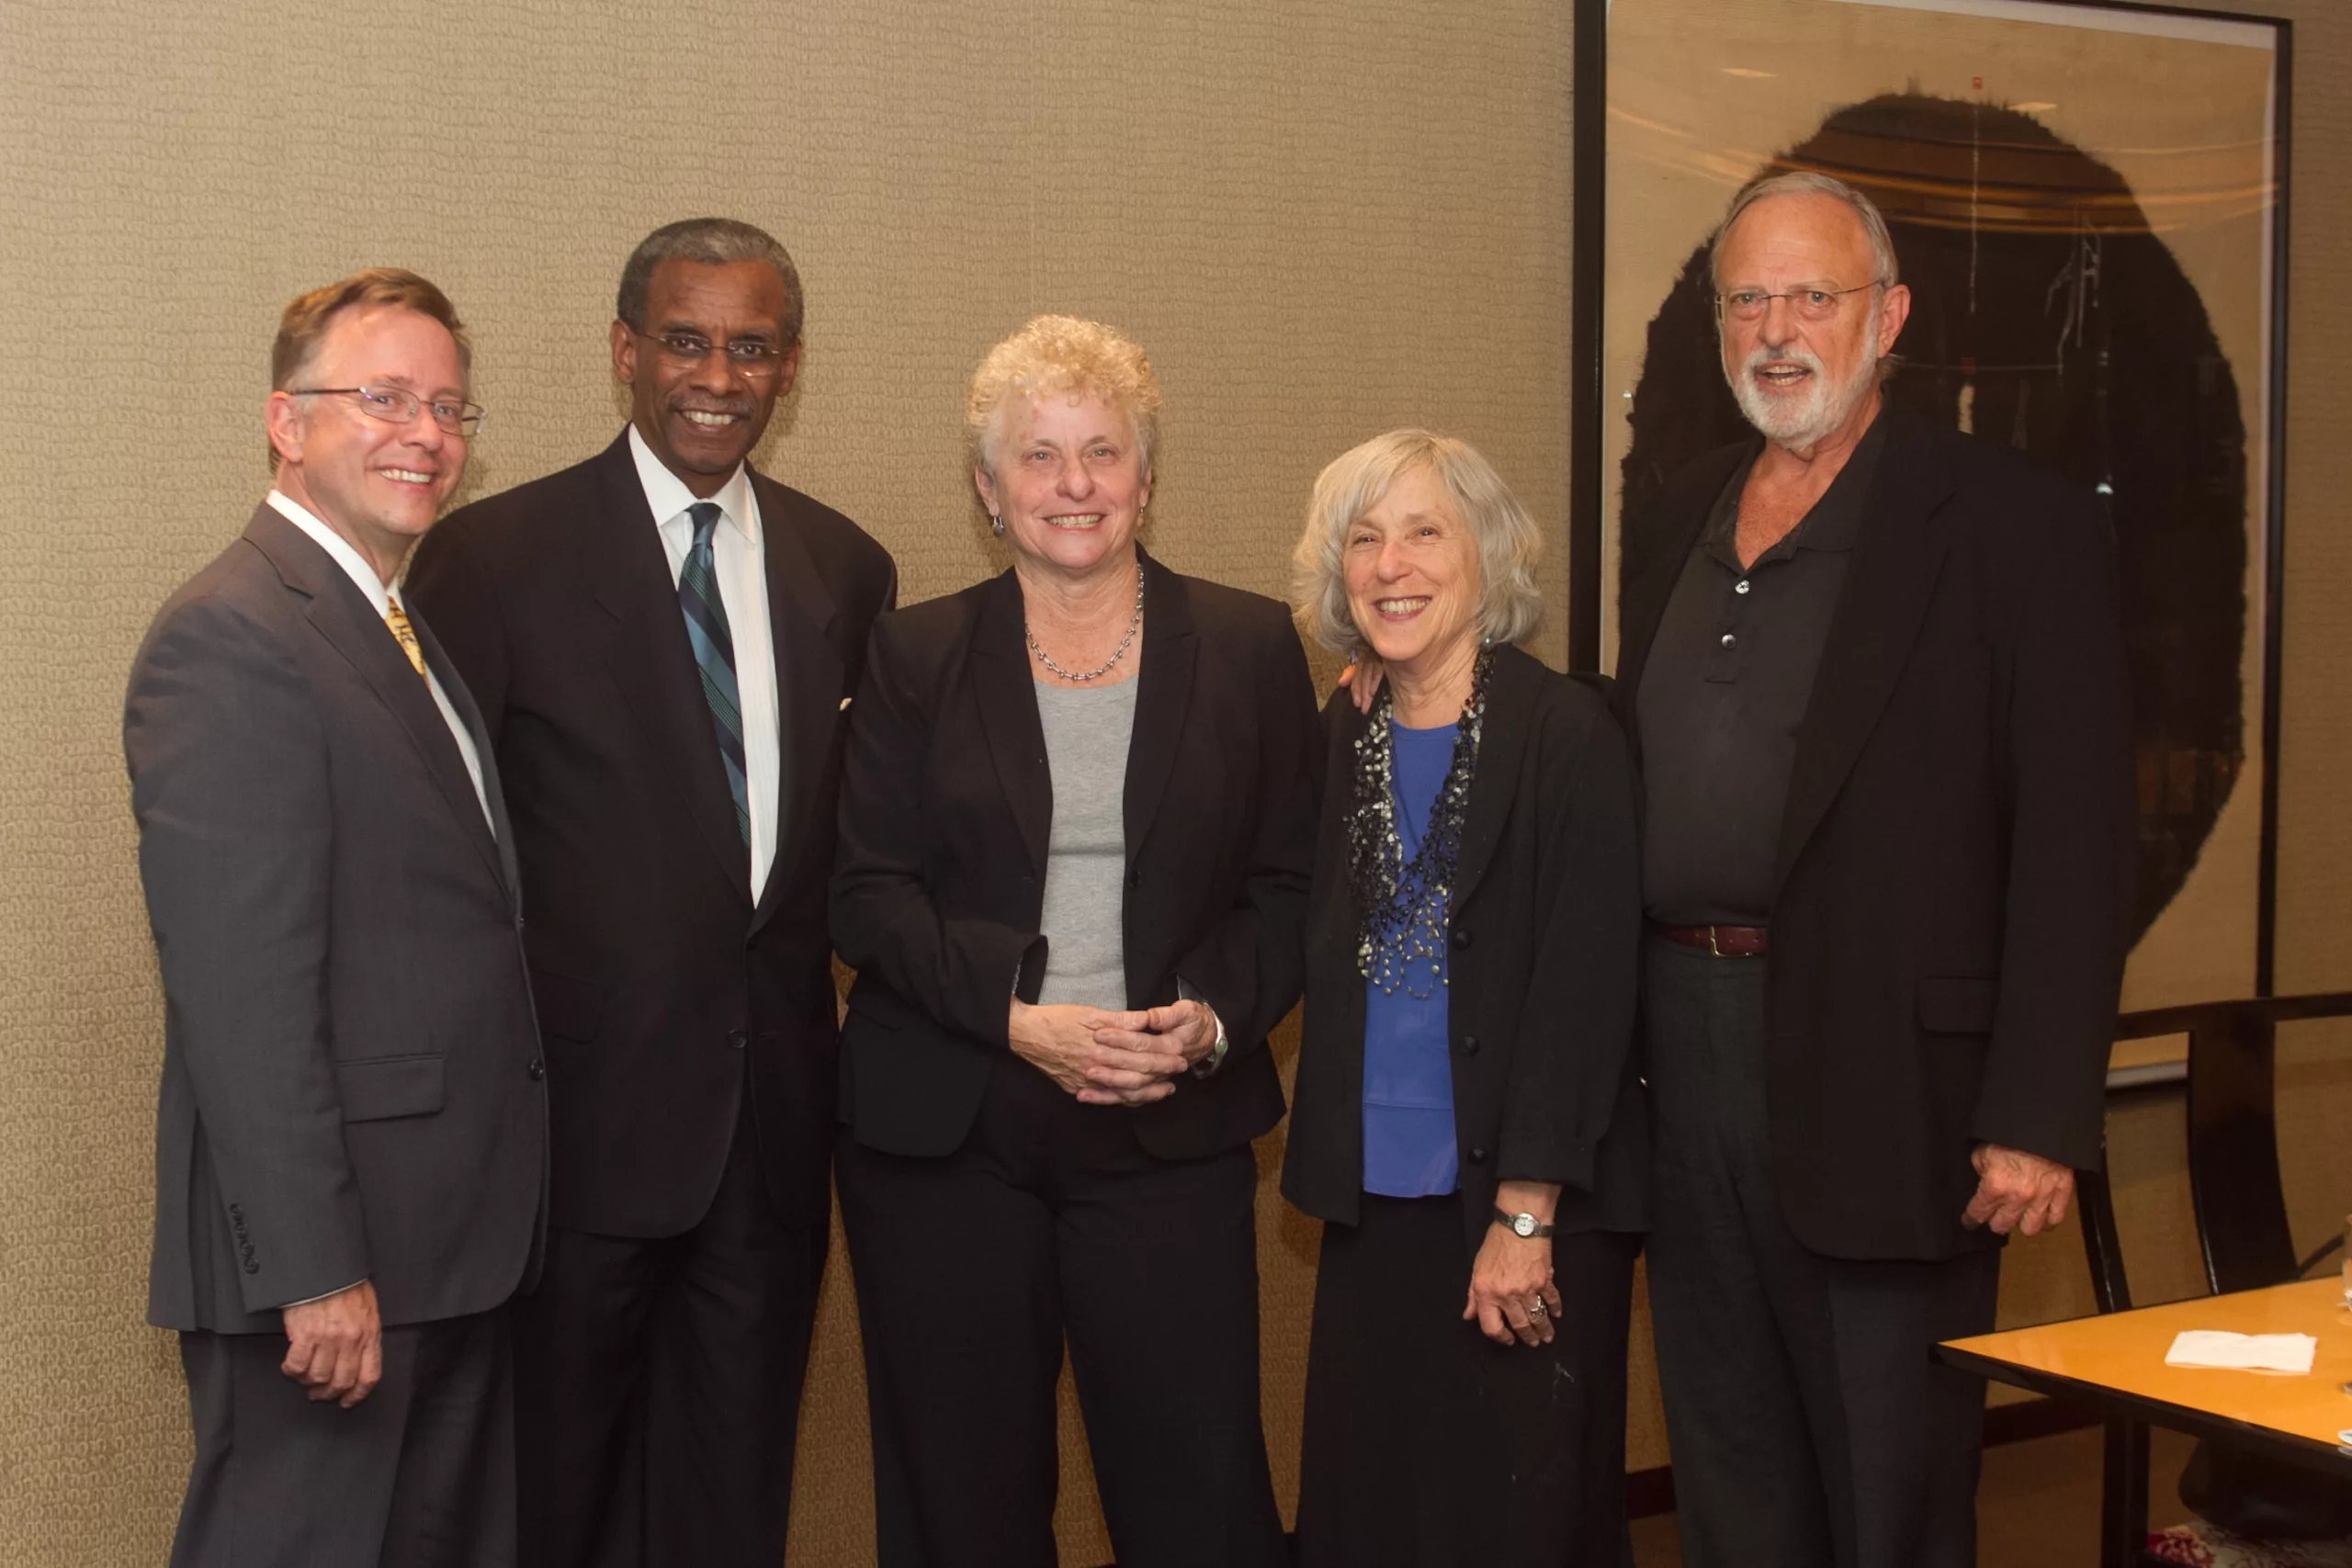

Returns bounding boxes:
[1714,189,1880,285]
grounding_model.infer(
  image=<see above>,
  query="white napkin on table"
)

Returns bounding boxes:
[2163,1329,2317,1373]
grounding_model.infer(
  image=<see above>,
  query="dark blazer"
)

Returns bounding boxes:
[1613,409,2135,1262]
[405,432,896,1235]
[829,557,1321,1160]
[1282,644,1646,1259]
[127,505,546,1332]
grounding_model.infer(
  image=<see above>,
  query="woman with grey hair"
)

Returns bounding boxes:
[1280,430,1648,1564]
[829,314,1317,1567]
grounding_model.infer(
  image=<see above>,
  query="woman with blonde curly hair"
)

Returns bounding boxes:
[829,315,1318,1567]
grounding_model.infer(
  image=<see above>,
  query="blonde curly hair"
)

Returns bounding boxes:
[966,314,1162,481]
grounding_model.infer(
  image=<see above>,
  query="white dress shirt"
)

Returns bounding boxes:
[627,426,781,902]
[266,491,492,829]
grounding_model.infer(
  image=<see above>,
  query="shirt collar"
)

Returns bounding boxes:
[1702,407,1886,570]
[627,424,759,544]
[266,490,394,614]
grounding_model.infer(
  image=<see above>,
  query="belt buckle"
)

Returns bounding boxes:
[1706,925,1724,958]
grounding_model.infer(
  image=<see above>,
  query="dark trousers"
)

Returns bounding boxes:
[514,1092,826,1568]
[1296,1193,1638,1568]
[171,1307,514,1568]
[1642,935,2000,1568]
[834,1059,1286,1568]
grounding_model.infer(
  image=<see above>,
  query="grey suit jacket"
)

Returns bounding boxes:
[126,504,547,1333]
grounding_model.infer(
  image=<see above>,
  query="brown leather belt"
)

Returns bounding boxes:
[1650,921,1770,958]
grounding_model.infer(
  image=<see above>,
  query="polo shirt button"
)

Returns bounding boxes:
[1735,580,1751,595]
[1720,632,1737,649]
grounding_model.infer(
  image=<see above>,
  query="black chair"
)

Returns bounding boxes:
[2075,992,2352,1568]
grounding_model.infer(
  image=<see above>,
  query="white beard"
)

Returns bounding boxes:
[1726,339,1881,450]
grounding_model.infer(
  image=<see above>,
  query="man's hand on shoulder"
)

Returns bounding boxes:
[280,1280,382,1407]
[1336,653,1385,714]
[1962,1144,2075,1236]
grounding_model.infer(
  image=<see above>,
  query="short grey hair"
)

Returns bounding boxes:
[1710,170,1901,292]
[1291,430,1544,660]
[616,218,805,347]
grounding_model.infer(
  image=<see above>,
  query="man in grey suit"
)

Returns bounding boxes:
[125,268,548,1567]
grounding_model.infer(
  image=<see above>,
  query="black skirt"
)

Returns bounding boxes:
[1295,1191,1639,1568]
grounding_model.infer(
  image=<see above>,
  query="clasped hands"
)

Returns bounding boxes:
[1009,998,1219,1105]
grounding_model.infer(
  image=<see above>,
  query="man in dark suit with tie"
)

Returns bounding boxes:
[405,218,896,1568]
[1612,172,2134,1568]
[126,268,546,1567]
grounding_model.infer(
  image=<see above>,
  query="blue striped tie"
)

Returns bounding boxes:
[678,502,750,846]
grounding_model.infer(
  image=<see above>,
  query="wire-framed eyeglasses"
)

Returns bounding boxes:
[1713,279,1888,324]
[289,384,485,435]
[632,330,792,379]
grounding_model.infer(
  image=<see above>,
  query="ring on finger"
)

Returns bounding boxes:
[1528,1300,1547,1316]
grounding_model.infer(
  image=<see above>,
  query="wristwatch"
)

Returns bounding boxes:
[1188,1003,1229,1079]
[1493,1208,1555,1238]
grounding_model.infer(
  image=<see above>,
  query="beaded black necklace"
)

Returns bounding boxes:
[1347,648,1494,998]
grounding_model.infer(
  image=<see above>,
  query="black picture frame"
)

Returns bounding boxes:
[1568,0,2293,1002]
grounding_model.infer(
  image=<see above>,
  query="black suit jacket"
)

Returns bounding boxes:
[405,433,896,1235]
[1612,409,2135,1261]
[128,505,546,1331]
[1282,645,1647,1259]
[829,558,1321,1160]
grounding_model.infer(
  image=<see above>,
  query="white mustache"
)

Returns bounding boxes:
[1744,343,1824,378]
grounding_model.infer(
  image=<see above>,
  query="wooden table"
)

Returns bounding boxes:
[1939,1277,2352,1475]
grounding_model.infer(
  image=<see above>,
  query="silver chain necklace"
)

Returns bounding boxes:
[1026,561,1146,682]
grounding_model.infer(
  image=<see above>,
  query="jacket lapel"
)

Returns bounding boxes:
[412,610,522,908]
[583,435,752,906]
[1121,554,1195,864]
[749,473,842,934]
[1612,441,1751,710]
[246,508,509,892]
[1449,643,1535,908]
[972,570,1052,879]
[1770,412,1959,897]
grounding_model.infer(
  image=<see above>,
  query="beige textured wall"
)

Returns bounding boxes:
[4,1,2347,1564]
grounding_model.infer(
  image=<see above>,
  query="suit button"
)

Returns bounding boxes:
[1460,1035,1479,1056]
[1452,927,1473,952]
[728,1030,748,1050]
[1467,1145,1489,1165]
[526,1058,545,1080]
[1128,867,1143,888]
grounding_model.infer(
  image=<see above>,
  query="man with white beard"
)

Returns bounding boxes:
[1609,172,2134,1568]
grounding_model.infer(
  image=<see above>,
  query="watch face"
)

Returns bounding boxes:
[1511,1213,1536,1236]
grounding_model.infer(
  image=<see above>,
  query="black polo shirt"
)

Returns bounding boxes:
[1634,414,1886,925]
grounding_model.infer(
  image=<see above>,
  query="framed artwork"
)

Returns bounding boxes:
[1568,0,2291,1012]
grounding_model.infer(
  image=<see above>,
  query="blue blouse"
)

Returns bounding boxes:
[1361,720,1459,1197]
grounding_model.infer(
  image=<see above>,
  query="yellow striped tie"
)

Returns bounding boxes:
[383,594,427,680]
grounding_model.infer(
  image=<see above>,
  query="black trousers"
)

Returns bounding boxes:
[1641,934,2001,1568]
[834,1058,1286,1568]
[171,1307,514,1568]
[513,1090,826,1568]
[1296,1192,1639,1568]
